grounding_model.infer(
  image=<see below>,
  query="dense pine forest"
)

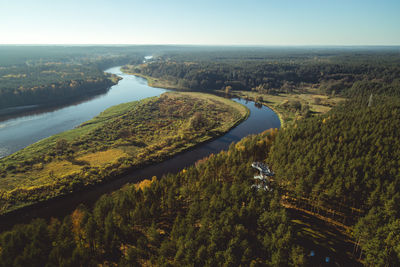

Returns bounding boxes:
[270,96,400,266]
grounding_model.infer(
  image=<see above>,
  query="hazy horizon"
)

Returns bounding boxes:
[1,44,400,48]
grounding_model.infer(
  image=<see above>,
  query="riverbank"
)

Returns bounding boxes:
[0,73,121,119]
[0,66,168,159]
[0,82,119,123]
[120,68,188,90]
[0,92,248,214]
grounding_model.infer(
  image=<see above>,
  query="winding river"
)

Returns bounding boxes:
[0,66,280,231]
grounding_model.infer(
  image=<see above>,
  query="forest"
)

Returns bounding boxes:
[0,64,119,109]
[123,47,400,98]
[0,45,178,111]
[0,92,248,215]
[0,47,400,266]
[269,96,400,266]
[122,47,400,125]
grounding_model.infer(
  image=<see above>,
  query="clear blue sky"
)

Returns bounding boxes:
[1,0,399,45]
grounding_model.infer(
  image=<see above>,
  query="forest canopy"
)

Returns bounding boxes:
[268,96,400,266]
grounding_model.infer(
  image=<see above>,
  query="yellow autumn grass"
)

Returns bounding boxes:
[1,149,127,190]
[41,160,81,177]
[0,160,82,190]
[77,149,127,167]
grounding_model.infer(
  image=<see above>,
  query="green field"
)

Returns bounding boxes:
[0,92,248,214]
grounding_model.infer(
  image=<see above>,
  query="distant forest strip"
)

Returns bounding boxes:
[0,92,248,214]
[0,65,119,109]
[122,49,400,97]
[0,46,155,110]
[2,46,399,110]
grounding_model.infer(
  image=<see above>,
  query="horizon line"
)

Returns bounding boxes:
[1,44,400,48]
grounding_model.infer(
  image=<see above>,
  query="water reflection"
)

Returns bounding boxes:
[0,89,111,123]
[254,102,263,109]
[0,66,167,158]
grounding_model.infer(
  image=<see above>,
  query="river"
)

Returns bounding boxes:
[0,66,167,158]
[0,66,280,230]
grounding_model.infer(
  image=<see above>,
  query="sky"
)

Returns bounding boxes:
[0,0,399,45]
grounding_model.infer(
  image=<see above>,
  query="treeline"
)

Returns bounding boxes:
[0,65,118,109]
[0,129,308,266]
[0,46,149,110]
[126,49,400,97]
[268,96,400,266]
[0,45,171,67]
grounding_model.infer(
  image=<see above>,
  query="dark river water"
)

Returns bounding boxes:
[0,66,280,231]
